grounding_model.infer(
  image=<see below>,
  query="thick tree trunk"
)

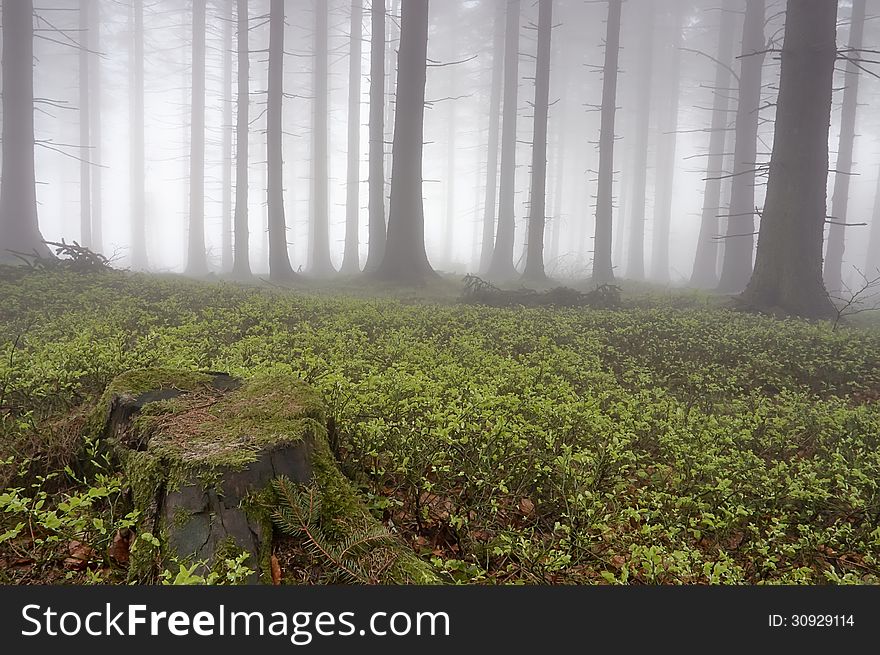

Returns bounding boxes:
[592,0,622,284]
[267,0,295,281]
[186,0,208,275]
[89,0,103,253]
[364,0,386,272]
[478,1,505,274]
[624,0,654,280]
[823,0,866,293]
[866,167,880,274]
[221,2,233,273]
[383,0,400,223]
[341,0,364,274]
[742,0,837,318]
[130,0,147,269]
[79,0,92,249]
[0,0,49,260]
[374,0,434,282]
[650,0,683,283]
[690,0,735,288]
[486,0,521,281]
[310,0,335,276]
[522,0,553,282]
[232,0,252,278]
[718,0,765,293]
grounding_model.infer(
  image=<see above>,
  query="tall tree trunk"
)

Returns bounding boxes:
[625,0,654,279]
[823,0,866,293]
[267,0,295,280]
[79,0,92,248]
[383,0,400,222]
[866,166,880,274]
[444,83,457,267]
[221,1,233,272]
[0,0,48,260]
[374,0,434,282]
[364,0,386,272]
[592,0,622,284]
[650,0,683,283]
[522,0,553,282]
[130,0,147,269]
[186,0,207,274]
[232,0,251,278]
[718,0,765,292]
[548,126,565,271]
[310,0,335,276]
[479,0,505,274]
[690,0,735,288]
[341,0,364,274]
[742,0,837,318]
[89,0,103,253]
[486,0,521,281]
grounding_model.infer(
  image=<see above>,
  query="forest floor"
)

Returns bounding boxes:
[2,266,880,584]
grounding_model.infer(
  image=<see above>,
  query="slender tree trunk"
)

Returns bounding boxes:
[341,0,364,274]
[548,129,565,272]
[690,0,735,288]
[364,0,386,272]
[522,0,553,282]
[221,1,233,272]
[592,0,622,284]
[130,0,147,269]
[310,0,335,276]
[444,85,457,266]
[383,0,400,222]
[479,0,505,274]
[742,0,837,318]
[374,0,434,282]
[232,0,251,278]
[650,0,683,282]
[267,0,294,280]
[718,0,765,292]
[78,0,92,248]
[486,0,521,281]
[823,0,866,293]
[866,166,880,274]
[0,0,49,260]
[186,0,207,274]
[89,0,103,253]
[625,0,654,279]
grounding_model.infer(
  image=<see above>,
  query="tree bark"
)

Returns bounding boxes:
[522,0,553,282]
[267,0,295,280]
[690,0,735,288]
[374,0,435,282]
[79,0,92,249]
[486,0,521,281]
[742,0,837,318]
[186,0,208,275]
[718,0,765,293]
[341,0,364,274]
[592,0,622,284]
[221,1,233,273]
[624,0,654,280]
[310,0,335,276]
[130,0,147,269]
[89,0,103,253]
[232,0,252,278]
[364,0,386,272]
[823,0,866,293]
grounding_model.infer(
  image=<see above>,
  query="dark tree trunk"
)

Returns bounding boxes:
[823,0,866,293]
[79,0,92,248]
[522,0,553,282]
[89,0,103,253]
[624,0,654,280]
[0,0,48,260]
[232,0,252,278]
[650,0,683,283]
[341,0,364,275]
[130,0,147,269]
[718,0,765,293]
[478,0,505,274]
[486,0,521,281]
[267,0,295,280]
[742,0,837,318]
[186,0,208,275]
[866,167,880,274]
[592,0,622,284]
[364,0,386,272]
[310,0,335,276]
[690,0,735,288]
[374,0,435,282]
[383,0,400,223]
[221,1,233,273]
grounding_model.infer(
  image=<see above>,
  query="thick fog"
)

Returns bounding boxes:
[5,0,880,287]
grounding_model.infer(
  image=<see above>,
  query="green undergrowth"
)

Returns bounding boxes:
[2,269,880,584]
